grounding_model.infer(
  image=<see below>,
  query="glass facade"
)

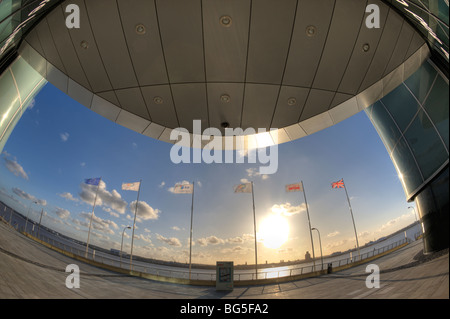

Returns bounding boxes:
[366,59,449,252]
[386,0,449,65]
[0,0,61,69]
[0,55,46,152]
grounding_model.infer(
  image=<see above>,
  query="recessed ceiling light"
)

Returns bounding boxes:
[362,43,370,52]
[135,24,146,35]
[80,40,89,49]
[306,25,316,37]
[220,94,231,103]
[287,97,297,106]
[221,122,230,128]
[153,96,163,104]
[220,15,232,27]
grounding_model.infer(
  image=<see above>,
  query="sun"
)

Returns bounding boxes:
[258,214,289,249]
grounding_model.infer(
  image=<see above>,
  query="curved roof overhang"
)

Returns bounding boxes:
[17,0,431,149]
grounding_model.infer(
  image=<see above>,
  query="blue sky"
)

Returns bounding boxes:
[0,82,417,265]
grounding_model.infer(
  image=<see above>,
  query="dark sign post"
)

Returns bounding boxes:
[216,261,234,291]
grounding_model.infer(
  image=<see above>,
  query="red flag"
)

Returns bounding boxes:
[332,178,345,189]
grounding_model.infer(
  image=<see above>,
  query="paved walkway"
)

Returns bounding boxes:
[0,221,448,299]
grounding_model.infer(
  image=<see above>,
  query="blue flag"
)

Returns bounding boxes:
[85,177,101,186]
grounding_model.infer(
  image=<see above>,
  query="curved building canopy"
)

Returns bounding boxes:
[17,0,430,148]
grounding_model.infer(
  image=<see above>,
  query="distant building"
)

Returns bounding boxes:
[305,251,312,261]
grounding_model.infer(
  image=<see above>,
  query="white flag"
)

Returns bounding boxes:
[173,183,193,194]
[122,182,140,191]
[285,183,303,192]
[234,183,252,193]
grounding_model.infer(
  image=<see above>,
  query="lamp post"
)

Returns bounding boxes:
[408,206,419,222]
[311,228,324,271]
[24,200,38,233]
[120,226,131,268]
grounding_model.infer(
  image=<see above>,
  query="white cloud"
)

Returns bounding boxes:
[246,168,269,181]
[78,212,118,234]
[60,132,69,142]
[327,231,340,238]
[129,200,160,221]
[58,192,78,202]
[137,233,152,244]
[2,152,29,180]
[55,207,70,219]
[196,235,225,246]
[11,187,46,206]
[171,226,181,231]
[156,234,182,247]
[158,181,166,188]
[79,180,128,215]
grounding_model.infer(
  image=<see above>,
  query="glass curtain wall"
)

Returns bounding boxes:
[0,55,47,152]
[366,59,449,252]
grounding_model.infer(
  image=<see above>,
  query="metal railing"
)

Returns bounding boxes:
[29,228,408,282]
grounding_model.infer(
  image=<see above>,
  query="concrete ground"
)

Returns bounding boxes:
[0,221,448,300]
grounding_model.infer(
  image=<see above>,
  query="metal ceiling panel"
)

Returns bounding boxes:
[25,28,45,58]
[203,0,250,82]
[329,95,359,124]
[284,123,307,140]
[271,86,309,128]
[312,0,367,92]
[171,83,208,132]
[18,0,428,148]
[156,0,205,83]
[141,85,179,128]
[35,18,66,74]
[207,83,244,133]
[329,92,352,109]
[283,0,335,88]
[67,78,93,108]
[116,109,150,134]
[245,0,297,84]
[405,31,426,59]
[338,0,388,95]
[66,0,112,93]
[299,89,335,121]
[300,112,334,135]
[241,83,279,129]
[117,0,168,86]
[143,122,165,139]
[90,95,121,122]
[96,90,120,106]
[46,6,92,90]
[383,22,415,76]
[359,9,404,93]
[47,63,68,94]
[115,87,150,120]
[85,0,138,90]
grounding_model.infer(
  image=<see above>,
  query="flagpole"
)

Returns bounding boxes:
[301,181,316,271]
[129,179,142,271]
[251,181,258,278]
[342,178,361,260]
[85,177,101,259]
[189,181,195,280]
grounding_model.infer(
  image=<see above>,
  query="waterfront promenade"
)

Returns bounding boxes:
[0,220,448,299]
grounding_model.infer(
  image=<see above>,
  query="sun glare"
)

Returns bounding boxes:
[258,214,289,249]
